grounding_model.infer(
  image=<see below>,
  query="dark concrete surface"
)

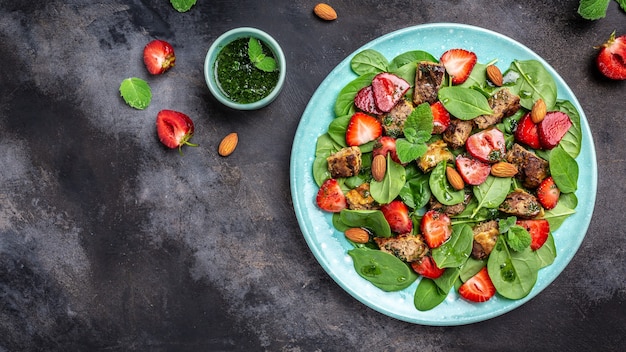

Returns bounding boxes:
[0,0,624,351]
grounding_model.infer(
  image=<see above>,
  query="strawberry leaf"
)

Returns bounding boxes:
[170,0,197,12]
[119,77,152,110]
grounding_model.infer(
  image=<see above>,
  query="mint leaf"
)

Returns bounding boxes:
[396,139,428,163]
[170,0,197,12]
[404,103,433,134]
[578,0,610,20]
[498,216,517,234]
[255,56,277,72]
[506,225,531,252]
[248,38,265,63]
[119,77,152,110]
[617,0,626,11]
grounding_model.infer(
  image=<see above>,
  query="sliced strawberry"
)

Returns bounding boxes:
[537,176,560,210]
[431,101,451,134]
[345,112,383,146]
[372,136,401,164]
[455,155,491,186]
[420,210,452,249]
[316,179,346,213]
[514,112,541,149]
[516,219,550,250]
[439,48,477,85]
[411,255,445,279]
[156,110,197,153]
[143,39,176,75]
[370,72,411,112]
[458,267,496,302]
[380,200,413,234]
[596,31,626,80]
[465,128,506,163]
[354,85,384,115]
[538,111,572,150]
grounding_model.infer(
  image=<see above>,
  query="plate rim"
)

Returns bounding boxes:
[290,22,598,325]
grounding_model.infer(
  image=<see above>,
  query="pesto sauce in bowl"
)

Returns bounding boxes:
[214,38,279,104]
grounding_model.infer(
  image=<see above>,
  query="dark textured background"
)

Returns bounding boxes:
[0,0,624,351]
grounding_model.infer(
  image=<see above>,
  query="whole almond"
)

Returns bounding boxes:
[446,166,465,190]
[486,65,503,87]
[371,154,386,182]
[314,3,337,21]
[490,161,518,178]
[344,228,370,244]
[531,98,547,123]
[218,132,238,157]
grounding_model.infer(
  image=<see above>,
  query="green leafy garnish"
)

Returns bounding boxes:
[396,103,433,163]
[170,0,197,12]
[248,38,277,72]
[578,0,625,20]
[119,77,152,110]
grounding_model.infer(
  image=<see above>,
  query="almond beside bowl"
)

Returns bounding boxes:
[204,27,286,110]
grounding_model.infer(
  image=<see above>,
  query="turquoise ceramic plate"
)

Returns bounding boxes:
[290,23,597,325]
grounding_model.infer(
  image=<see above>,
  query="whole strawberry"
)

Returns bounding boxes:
[143,39,176,75]
[596,31,626,80]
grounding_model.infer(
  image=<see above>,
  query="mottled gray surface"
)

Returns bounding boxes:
[0,0,624,351]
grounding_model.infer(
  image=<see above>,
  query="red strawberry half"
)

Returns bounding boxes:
[420,210,452,249]
[316,179,346,213]
[380,200,413,234]
[156,110,197,153]
[345,112,383,146]
[455,155,491,186]
[458,267,496,302]
[411,255,445,279]
[466,128,506,163]
[354,85,384,115]
[516,219,550,250]
[371,72,411,112]
[537,176,560,210]
[143,39,176,75]
[372,136,401,164]
[431,101,451,134]
[596,31,626,80]
[439,48,477,85]
[515,112,541,149]
[538,111,572,150]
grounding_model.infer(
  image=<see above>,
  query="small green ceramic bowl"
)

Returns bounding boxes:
[204,27,286,110]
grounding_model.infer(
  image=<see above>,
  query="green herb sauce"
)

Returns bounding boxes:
[214,37,279,104]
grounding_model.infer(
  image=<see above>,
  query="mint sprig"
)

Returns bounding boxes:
[248,38,277,72]
[170,0,197,12]
[578,0,626,20]
[396,103,433,163]
[119,77,152,110]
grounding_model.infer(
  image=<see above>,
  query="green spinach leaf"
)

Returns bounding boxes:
[432,224,473,268]
[471,176,511,218]
[438,86,493,120]
[414,278,448,311]
[389,50,437,70]
[350,49,389,75]
[487,236,540,299]
[549,146,578,193]
[507,60,557,110]
[340,209,392,238]
[399,174,431,209]
[334,73,376,117]
[429,161,466,205]
[371,157,406,204]
[348,247,417,291]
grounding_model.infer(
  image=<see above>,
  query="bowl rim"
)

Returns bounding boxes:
[204,27,286,110]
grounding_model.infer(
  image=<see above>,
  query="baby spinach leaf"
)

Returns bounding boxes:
[340,209,392,238]
[487,236,540,299]
[535,233,556,268]
[549,146,578,193]
[438,86,493,120]
[332,213,350,232]
[459,62,488,89]
[429,161,465,205]
[119,77,152,110]
[555,100,582,158]
[471,176,511,218]
[350,49,389,75]
[371,157,406,204]
[334,73,376,117]
[432,224,473,268]
[434,267,460,293]
[460,257,486,282]
[313,155,331,186]
[414,278,448,311]
[348,247,417,291]
[390,62,419,89]
[542,199,576,230]
[327,115,351,147]
[507,60,557,110]
[389,50,437,70]
[399,174,431,209]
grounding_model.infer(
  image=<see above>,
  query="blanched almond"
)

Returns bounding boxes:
[344,228,369,244]
[218,132,238,157]
[371,154,386,182]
